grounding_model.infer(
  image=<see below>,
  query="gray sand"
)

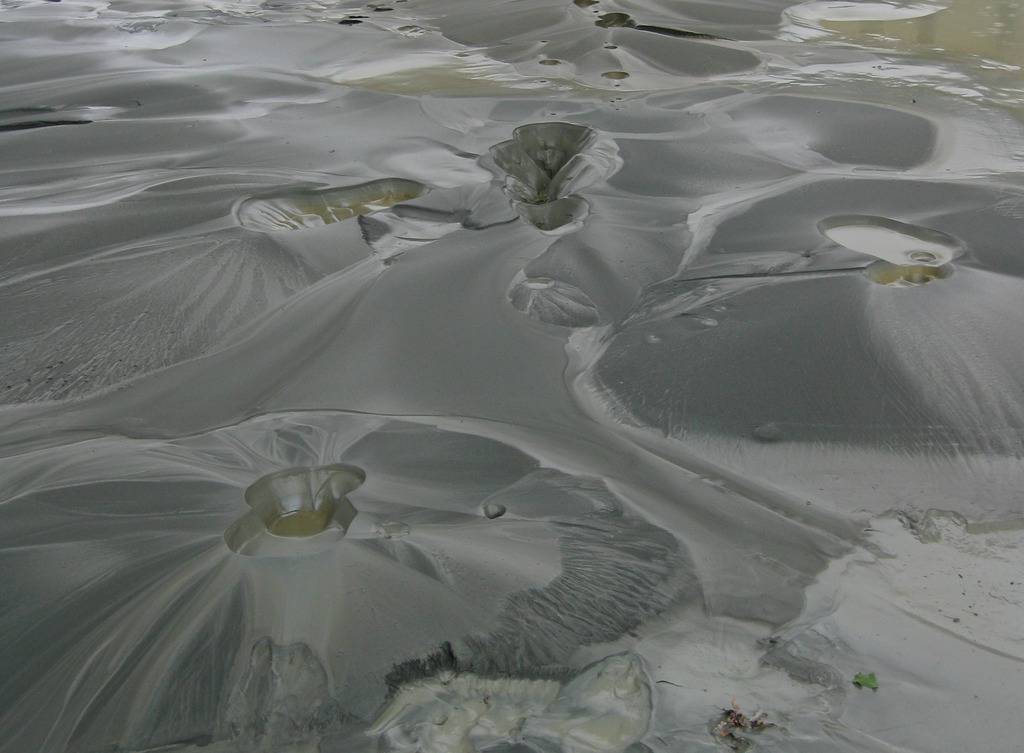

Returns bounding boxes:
[1,1,1022,751]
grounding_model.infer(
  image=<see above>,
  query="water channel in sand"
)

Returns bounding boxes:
[1,1,1023,751]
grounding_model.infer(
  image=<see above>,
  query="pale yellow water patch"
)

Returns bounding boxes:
[266,509,333,537]
[864,260,951,286]
[819,0,1024,70]
[237,178,427,232]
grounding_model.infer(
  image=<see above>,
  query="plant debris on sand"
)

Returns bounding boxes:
[853,671,879,689]
[711,699,774,751]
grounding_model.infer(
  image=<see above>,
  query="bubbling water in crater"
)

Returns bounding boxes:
[818,214,963,287]
[224,463,365,556]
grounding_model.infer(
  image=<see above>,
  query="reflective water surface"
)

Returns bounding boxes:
[1,1,1023,751]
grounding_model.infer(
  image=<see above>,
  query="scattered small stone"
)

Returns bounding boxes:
[753,423,784,442]
[482,502,507,520]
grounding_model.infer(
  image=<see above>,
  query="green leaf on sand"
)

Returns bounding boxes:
[853,672,878,689]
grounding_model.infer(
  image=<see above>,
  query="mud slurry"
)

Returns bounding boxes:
[369,652,651,753]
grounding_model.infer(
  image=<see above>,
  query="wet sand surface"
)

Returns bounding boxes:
[1,1,1023,751]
